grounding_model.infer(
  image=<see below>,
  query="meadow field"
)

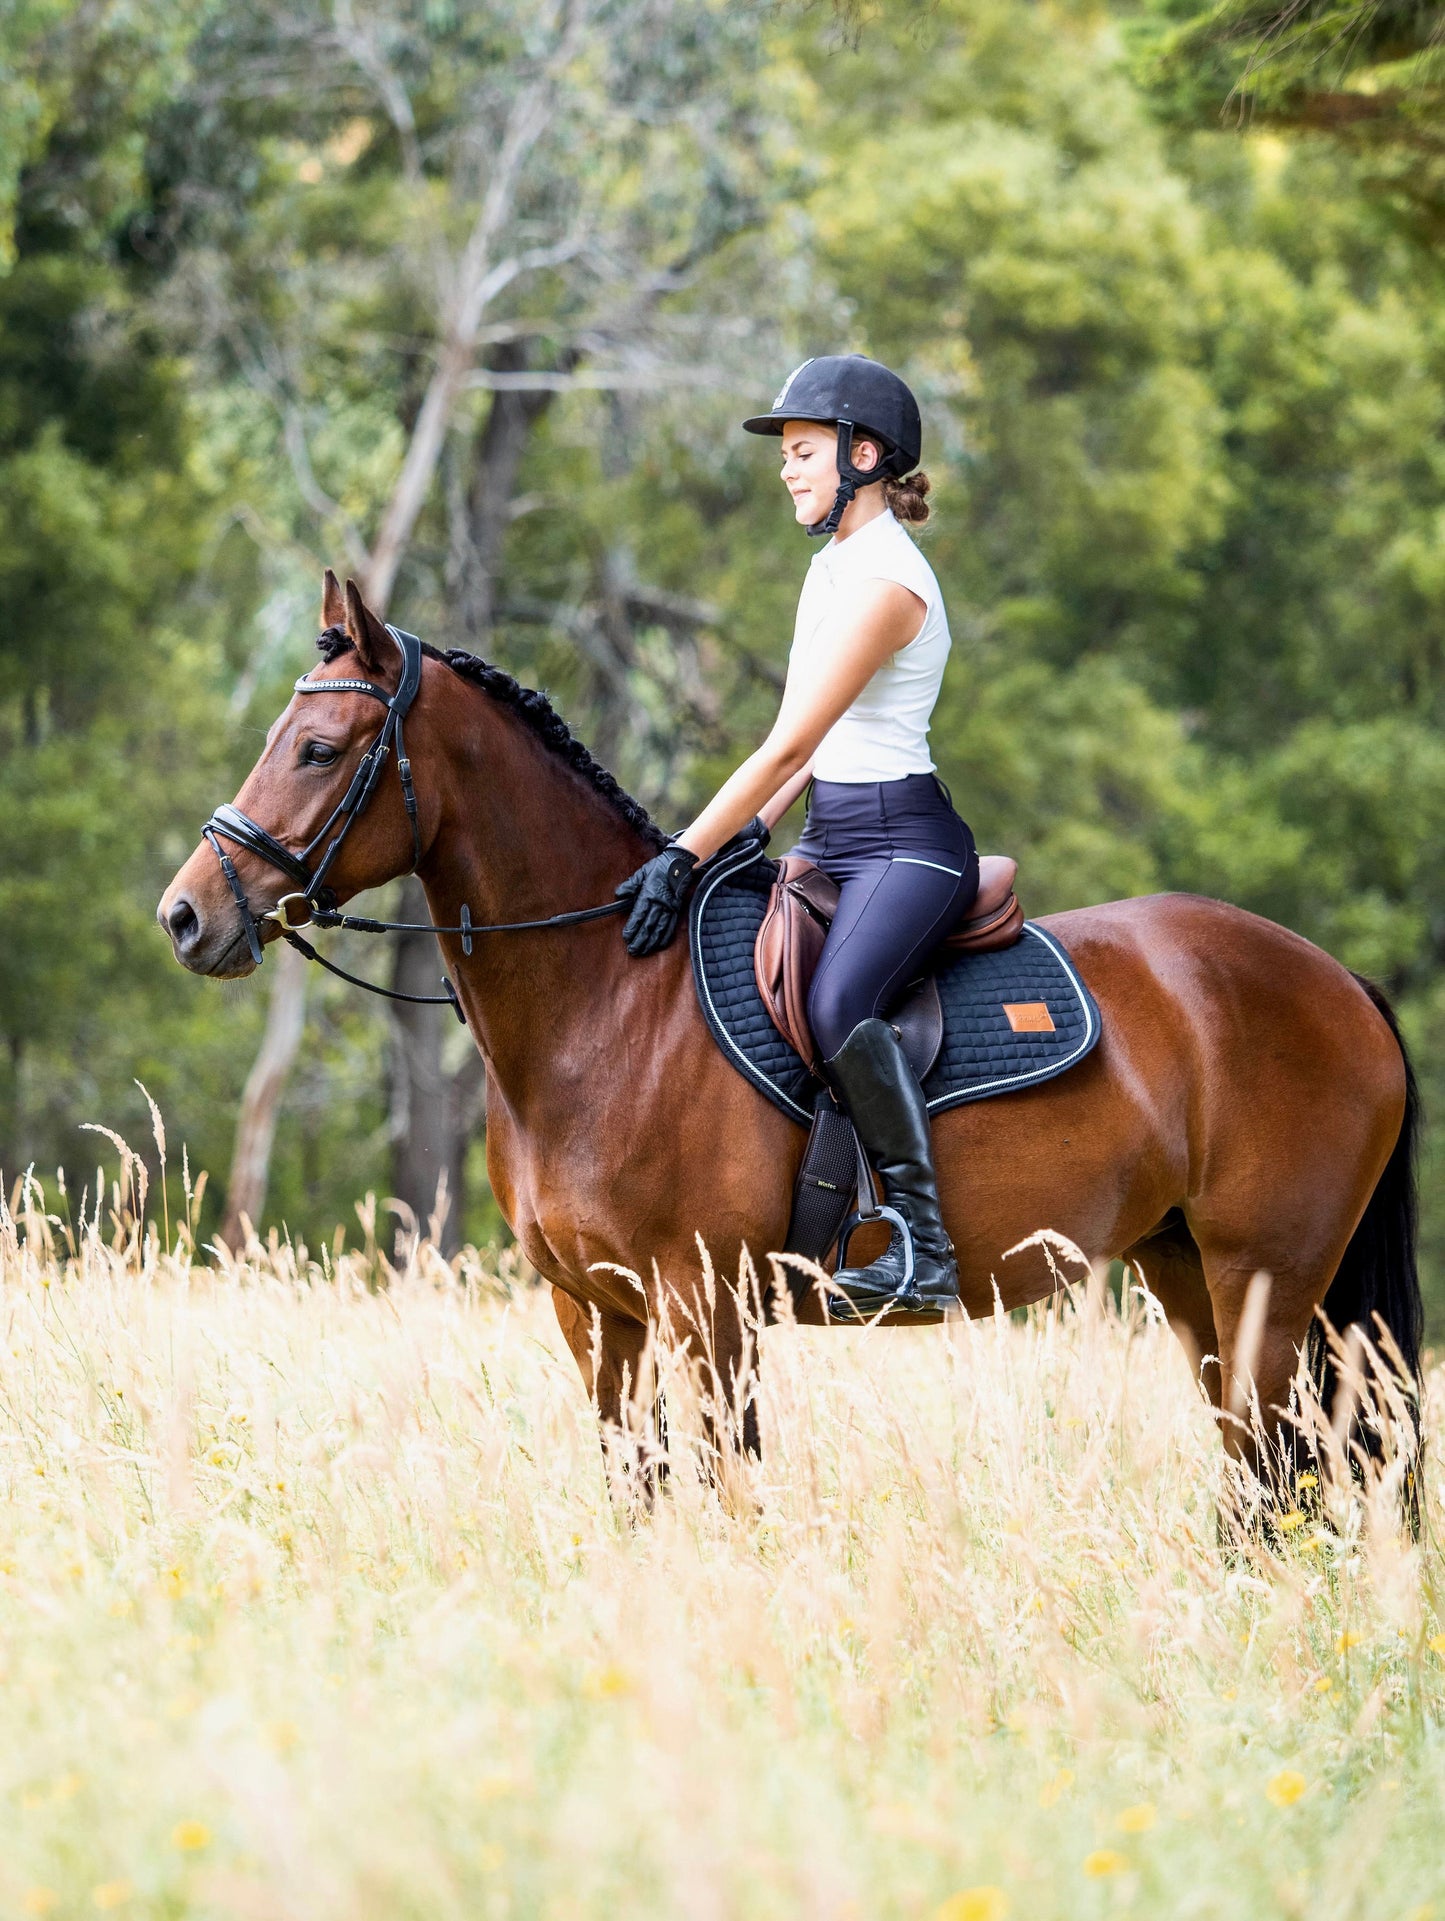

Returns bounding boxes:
[0,1159,1442,1921]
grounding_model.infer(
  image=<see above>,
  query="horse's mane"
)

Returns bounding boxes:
[316,627,667,851]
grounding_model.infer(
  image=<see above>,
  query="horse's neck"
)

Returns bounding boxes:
[418,697,658,1098]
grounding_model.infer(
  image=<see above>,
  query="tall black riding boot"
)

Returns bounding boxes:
[822,1017,960,1322]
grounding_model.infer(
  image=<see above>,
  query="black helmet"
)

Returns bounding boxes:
[743,354,922,537]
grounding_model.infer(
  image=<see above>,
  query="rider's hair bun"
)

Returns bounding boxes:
[883,468,931,525]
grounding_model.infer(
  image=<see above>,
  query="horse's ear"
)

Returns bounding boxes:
[321,567,346,631]
[344,578,391,677]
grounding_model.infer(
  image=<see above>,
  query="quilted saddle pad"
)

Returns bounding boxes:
[689,843,1103,1126]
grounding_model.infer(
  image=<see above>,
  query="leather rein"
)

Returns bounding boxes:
[202,625,625,1012]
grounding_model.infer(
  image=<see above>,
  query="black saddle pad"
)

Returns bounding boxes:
[689,843,1102,1126]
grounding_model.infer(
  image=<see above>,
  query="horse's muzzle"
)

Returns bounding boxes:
[157,885,259,979]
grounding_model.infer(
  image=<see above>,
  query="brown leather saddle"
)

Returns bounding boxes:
[754,853,1024,1079]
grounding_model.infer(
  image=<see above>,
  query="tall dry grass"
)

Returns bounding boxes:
[0,1148,1442,1921]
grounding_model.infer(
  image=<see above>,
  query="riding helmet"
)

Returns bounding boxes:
[742,354,922,536]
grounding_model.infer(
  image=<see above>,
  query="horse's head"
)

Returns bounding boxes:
[160,571,431,977]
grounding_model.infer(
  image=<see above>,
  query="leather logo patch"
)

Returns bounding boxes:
[1003,1001,1055,1034]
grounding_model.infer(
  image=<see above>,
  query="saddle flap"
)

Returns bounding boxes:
[753,857,839,1068]
[891,976,944,1082]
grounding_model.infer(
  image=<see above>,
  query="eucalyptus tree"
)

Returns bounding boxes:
[155,0,783,1242]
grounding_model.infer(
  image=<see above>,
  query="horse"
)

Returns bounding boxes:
[159,575,1422,1502]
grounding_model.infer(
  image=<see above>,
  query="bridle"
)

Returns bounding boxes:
[201,624,625,1011]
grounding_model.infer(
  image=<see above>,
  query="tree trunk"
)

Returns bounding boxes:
[220,940,308,1246]
[229,348,564,1255]
[386,878,458,1252]
[382,343,555,1251]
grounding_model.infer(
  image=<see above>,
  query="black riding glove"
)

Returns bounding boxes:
[616,843,700,957]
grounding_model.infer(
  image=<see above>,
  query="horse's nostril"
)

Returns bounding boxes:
[167,897,201,950]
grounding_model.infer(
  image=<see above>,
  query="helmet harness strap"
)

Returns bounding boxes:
[808,420,885,540]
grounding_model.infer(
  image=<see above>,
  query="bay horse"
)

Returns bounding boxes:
[159,576,1422,1499]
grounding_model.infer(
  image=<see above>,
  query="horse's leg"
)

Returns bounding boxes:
[666,1289,762,1464]
[1123,1216,1221,1409]
[1193,1201,1374,1533]
[548,1288,665,1496]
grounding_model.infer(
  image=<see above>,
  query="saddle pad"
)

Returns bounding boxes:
[689,845,1102,1126]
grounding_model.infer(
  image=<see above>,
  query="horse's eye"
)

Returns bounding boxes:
[304,741,339,766]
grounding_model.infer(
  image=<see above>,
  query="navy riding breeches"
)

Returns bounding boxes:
[789,773,979,1062]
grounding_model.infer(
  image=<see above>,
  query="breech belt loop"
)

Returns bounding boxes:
[200,625,626,1010]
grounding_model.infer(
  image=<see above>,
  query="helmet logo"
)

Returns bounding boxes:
[772,358,815,411]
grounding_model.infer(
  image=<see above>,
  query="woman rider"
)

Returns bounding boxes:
[616,355,977,1320]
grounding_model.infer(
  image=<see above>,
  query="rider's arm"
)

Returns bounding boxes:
[674,579,925,862]
[760,759,814,830]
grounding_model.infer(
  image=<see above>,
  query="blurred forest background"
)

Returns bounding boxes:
[5,0,1445,1317]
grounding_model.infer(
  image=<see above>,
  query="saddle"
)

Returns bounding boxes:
[754,853,1024,1078]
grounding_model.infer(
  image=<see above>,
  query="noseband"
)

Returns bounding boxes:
[201,624,626,1010]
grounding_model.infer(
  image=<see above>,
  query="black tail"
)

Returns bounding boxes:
[1309,975,1423,1456]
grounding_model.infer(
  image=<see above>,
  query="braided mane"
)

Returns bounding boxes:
[316,628,667,851]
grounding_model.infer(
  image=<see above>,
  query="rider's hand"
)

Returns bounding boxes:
[616,844,700,957]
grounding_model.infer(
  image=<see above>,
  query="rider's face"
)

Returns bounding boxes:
[778,421,879,528]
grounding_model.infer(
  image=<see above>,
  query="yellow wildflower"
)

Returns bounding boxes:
[172,1819,211,1852]
[935,1890,1008,1921]
[1083,1850,1129,1877]
[1336,1631,1364,1653]
[1427,1635,1445,1656]
[581,1664,631,1699]
[1278,1511,1306,1533]
[1267,1770,1307,1808]
[22,1890,57,1914]
[1117,1802,1156,1834]
[1038,1767,1073,1808]
[91,1882,133,1911]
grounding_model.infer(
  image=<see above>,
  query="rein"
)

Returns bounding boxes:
[202,624,625,1012]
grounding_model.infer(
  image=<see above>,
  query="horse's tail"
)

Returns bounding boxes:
[1308,974,1424,1484]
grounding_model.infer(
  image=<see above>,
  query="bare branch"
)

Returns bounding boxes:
[461,365,721,393]
[221,313,373,575]
[330,0,453,303]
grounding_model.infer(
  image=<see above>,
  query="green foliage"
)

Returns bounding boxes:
[1132,0,1445,241]
[7,0,1445,1319]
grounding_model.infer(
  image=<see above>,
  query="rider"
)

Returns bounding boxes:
[616,354,978,1319]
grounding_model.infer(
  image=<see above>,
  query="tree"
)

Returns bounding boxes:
[1135,0,1445,239]
[0,0,237,1192]
[152,0,782,1242]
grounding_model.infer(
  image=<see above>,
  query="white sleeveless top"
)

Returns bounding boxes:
[788,509,951,782]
